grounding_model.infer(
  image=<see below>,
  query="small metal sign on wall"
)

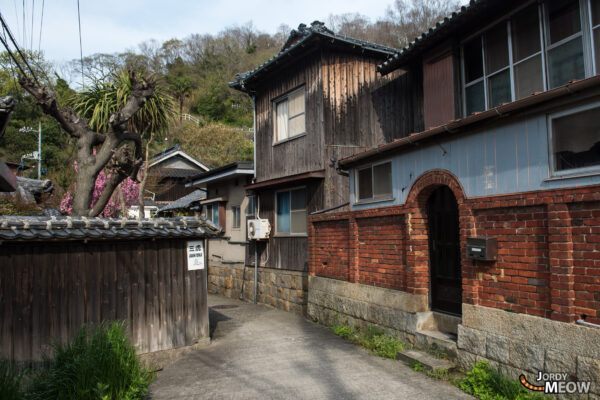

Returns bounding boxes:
[187,240,205,270]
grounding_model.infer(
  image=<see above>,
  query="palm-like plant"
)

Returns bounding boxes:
[70,69,175,217]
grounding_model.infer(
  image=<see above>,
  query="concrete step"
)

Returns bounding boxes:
[397,349,455,372]
[414,329,458,360]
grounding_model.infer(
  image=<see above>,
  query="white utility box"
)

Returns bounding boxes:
[247,218,271,240]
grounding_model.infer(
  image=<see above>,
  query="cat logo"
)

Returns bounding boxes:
[520,373,591,394]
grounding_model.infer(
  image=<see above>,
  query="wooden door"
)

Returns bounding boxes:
[427,186,462,315]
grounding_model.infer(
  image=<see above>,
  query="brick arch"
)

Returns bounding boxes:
[402,169,477,309]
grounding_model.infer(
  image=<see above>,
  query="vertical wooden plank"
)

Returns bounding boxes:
[131,241,145,351]
[30,243,45,360]
[184,241,195,345]
[1,245,14,360]
[158,239,169,351]
[174,239,185,347]
[148,239,160,352]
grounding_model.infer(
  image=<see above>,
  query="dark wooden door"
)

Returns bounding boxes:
[427,186,462,315]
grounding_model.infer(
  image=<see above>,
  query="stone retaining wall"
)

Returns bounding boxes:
[458,304,600,397]
[307,275,438,346]
[208,261,307,315]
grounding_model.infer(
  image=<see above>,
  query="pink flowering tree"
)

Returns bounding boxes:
[60,161,139,217]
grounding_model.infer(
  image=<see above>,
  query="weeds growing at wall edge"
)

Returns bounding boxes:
[2,321,154,400]
[330,324,407,359]
[0,358,25,400]
[460,361,549,400]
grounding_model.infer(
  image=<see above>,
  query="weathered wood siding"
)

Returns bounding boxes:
[322,50,424,147]
[246,182,323,271]
[423,51,456,129]
[254,52,324,183]
[0,238,208,361]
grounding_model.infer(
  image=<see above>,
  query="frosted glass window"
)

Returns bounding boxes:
[232,206,241,229]
[465,82,485,115]
[488,70,511,108]
[273,87,305,142]
[552,106,600,171]
[548,37,585,88]
[514,55,544,99]
[276,191,290,233]
[358,167,373,200]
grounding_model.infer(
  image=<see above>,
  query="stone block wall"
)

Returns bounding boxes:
[458,304,600,396]
[208,261,307,315]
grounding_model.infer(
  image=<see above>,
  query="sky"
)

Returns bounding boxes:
[1,0,397,65]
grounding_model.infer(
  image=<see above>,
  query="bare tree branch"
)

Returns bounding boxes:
[109,71,156,132]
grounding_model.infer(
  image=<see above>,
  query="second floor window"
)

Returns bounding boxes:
[232,206,241,229]
[273,86,305,143]
[462,0,599,116]
[206,203,220,227]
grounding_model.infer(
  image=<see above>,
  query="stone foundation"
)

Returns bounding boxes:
[208,262,307,315]
[307,275,456,349]
[458,304,600,397]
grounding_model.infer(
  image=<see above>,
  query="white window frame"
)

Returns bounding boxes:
[354,160,394,204]
[206,203,220,226]
[272,86,306,144]
[461,0,597,116]
[547,101,600,178]
[274,186,307,236]
[231,205,241,230]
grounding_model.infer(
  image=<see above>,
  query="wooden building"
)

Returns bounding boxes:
[308,0,600,394]
[228,21,422,313]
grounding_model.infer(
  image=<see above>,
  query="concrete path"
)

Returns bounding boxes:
[150,294,472,400]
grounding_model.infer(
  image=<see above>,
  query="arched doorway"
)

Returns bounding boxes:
[427,186,462,315]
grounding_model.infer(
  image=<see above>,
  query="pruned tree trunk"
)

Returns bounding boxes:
[118,184,127,217]
[19,71,157,216]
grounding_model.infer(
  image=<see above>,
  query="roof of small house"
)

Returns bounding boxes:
[188,161,254,186]
[230,21,400,92]
[149,145,209,171]
[0,215,220,241]
[158,190,207,213]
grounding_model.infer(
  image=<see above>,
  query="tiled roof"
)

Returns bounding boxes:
[0,215,220,241]
[377,0,489,74]
[158,190,206,213]
[230,21,400,91]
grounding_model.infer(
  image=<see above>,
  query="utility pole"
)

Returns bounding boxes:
[19,123,42,178]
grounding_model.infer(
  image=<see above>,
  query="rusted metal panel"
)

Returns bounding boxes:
[423,52,456,130]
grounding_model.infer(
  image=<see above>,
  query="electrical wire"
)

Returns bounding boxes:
[77,0,84,88]
[0,11,41,85]
[37,0,43,52]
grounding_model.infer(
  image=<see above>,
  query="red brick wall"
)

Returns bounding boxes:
[309,169,600,324]
[311,220,350,281]
[357,215,405,290]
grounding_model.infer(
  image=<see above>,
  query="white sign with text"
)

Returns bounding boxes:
[186,240,205,270]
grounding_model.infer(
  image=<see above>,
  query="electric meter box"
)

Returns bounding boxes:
[466,237,497,261]
[248,219,271,240]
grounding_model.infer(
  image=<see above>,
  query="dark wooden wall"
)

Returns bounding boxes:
[246,181,323,271]
[254,51,324,183]
[0,238,208,361]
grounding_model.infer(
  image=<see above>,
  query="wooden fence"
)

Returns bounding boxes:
[0,217,215,362]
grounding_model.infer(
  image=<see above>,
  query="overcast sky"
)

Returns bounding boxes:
[2,0,399,65]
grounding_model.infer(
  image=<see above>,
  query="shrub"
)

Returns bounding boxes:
[460,361,548,400]
[0,358,25,400]
[27,322,154,400]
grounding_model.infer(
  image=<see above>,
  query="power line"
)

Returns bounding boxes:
[0,11,41,86]
[38,0,44,52]
[30,0,35,50]
[77,0,84,88]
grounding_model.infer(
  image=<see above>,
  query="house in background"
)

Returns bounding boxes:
[145,144,209,208]
[309,0,600,393]
[186,162,255,299]
[227,21,424,313]
[0,96,17,192]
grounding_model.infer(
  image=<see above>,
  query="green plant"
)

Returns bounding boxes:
[0,358,25,400]
[460,361,548,400]
[330,324,407,359]
[410,360,425,372]
[27,322,154,400]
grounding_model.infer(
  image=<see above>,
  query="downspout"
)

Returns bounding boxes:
[252,94,258,305]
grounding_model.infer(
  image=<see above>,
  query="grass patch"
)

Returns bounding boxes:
[12,322,155,400]
[460,361,549,400]
[0,358,25,400]
[409,360,425,372]
[330,324,407,359]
